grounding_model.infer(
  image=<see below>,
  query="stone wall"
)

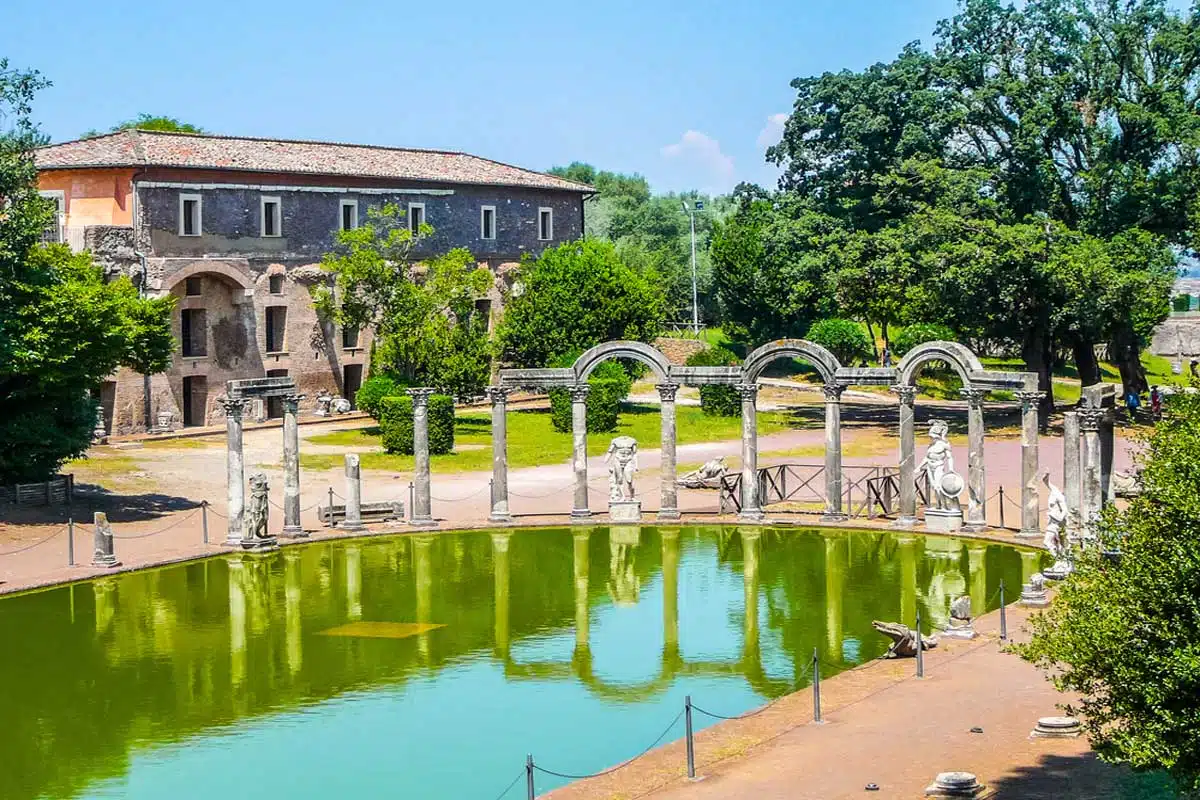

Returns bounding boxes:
[1150,315,1200,359]
[654,336,708,365]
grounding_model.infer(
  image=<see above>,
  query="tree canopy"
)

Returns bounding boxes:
[82,113,205,139]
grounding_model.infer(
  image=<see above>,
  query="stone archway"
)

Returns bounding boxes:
[741,338,842,385]
[573,340,672,382]
[894,341,984,388]
[161,261,255,299]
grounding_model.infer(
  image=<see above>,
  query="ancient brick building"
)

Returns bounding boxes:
[36,130,591,434]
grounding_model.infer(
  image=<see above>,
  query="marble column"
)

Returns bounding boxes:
[737,383,763,520]
[407,388,437,527]
[656,384,681,520]
[91,512,119,568]
[961,388,988,531]
[661,528,680,664]
[492,531,511,658]
[1080,407,1104,535]
[1100,411,1114,503]
[1063,411,1082,539]
[822,383,847,521]
[892,385,918,526]
[486,387,512,522]
[281,394,305,537]
[1016,391,1043,537]
[570,384,591,520]
[221,397,249,545]
[573,529,590,656]
[340,454,366,532]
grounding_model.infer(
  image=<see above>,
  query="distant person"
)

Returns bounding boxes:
[1151,386,1163,422]
[881,347,892,368]
[1191,359,1198,378]
[1125,389,1141,420]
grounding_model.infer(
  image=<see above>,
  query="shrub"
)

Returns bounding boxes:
[356,374,406,420]
[685,346,741,417]
[547,358,632,434]
[1172,293,1192,313]
[804,318,873,366]
[890,323,957,357]
[379,394,455,455]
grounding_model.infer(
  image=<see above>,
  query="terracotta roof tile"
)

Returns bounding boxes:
[35,130,592,193]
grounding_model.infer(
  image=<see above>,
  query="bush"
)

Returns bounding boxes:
[804,318,873,366]
[890,323,957,357]
[379,394,455,455]
[685,346,741,417]
[356,374,406,420]
[1172,293,1192,313]
[547,358,632,434]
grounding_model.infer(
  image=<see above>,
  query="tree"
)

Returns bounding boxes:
[1018,387,1200,792]
[314,204,493,397]
[805,319,873,366]
[495,239,666,367]
[82,113,204,139]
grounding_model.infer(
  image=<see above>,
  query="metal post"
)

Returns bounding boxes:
[999,580,1008,641]
[916,609,925,678]
[998,486,1006,529]
[327,486,334,526]
[812,647,822,723]
[67,518,74,566]
[409,481,415,520]
[201,501,209,544]
[685,695,696,779]
[685,203,699,334]
[526,754,535,800]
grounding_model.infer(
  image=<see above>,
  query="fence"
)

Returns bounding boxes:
[0,474,74,507]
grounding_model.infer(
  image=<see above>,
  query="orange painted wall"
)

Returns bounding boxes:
[38,168,136,227]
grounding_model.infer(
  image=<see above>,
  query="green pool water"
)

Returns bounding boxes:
[0,526,1040,799]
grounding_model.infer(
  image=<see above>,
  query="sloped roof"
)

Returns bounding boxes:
[34,130,593,193]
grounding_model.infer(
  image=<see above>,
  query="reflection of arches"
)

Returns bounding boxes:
[741,339,842,384]
[573,340,671,381]
[162,261,254,297]
[895,341,983,387]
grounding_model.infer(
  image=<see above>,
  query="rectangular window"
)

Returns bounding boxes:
[180,194,202,237]
[265,306,287,353]
[261,196,281,237]
[342,326,360,349]
[180,309,207,357]
[185,276,202,297]
[266,369,288,419]
[408,203,425,234]
[39,190,65,243]
[340,199,358,232]
[269,275,284,295]
[538,207,553,241]
[480,205,496,240]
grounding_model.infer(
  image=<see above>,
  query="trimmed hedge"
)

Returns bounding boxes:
[379,394,455,455]
[805,318,873,366]
[891,323,957,357]
[685,346,741,417]
[356,374,407,420]
[547,358,632,434]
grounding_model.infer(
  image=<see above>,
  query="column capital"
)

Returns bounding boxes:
[1078,406,1104,431]
[568,384,591,402]
[220,397,249,418]
[655,383,680,402]
[282,394,304,411]
[485,386,511,404]
[1015,390,1045,412]
[406,387,436,406]
[735,383,759,401]
[959,387,987,408]
[821,383,847,402]
[890,384,917,405]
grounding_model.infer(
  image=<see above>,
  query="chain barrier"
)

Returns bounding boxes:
[532,707,684,781]
[267,497,324,513]
[488,770,526,800]
[0,525,67,556]
[691,691,790,722]
[429,484,491,503]
[507,482,575,499]
[205,504,227,519]
[113,507,202,540]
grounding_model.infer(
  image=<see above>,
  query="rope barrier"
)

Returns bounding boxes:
[488,770,526,800]
[0,525,66,556]
[113,507,201,539]
[533,708,685,781]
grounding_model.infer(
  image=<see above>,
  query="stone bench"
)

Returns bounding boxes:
[319,501,405,527]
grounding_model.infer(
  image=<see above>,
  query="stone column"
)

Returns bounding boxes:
[570,384,591,520]
[492,531,511,658]
[486,387,512,522]
[407,388,437,527]
[1016,391,1043,537]
[1100,411,1114,503]
[221,397,249,545]
[281,394,306,538]
[737,383,763,520]
[892,385,918,526]
[961,388,988,531]
[1080,407,1104,535]
[1063,411,1082,539]
[91,512,120,568]
[656,384,681,520]
[340,453,366,532]
[822,383,847,521]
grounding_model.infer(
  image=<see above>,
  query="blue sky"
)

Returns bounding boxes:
[4,0,962,193]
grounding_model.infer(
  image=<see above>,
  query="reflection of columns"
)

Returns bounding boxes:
[284,549,303,675]
[822,384,846,521]
[737,383,763,520]
[407,388,437,527]
[221,397,249,544]
[1020,548,1042,584]
[1080,408,1103,534]
[345,544,362,621]
[570,385,591,519]
[341,454,366,532]
[961,388,987,531]
[892,386,918,526]
[281,394,305,537]
[486,387,512,522]
[92,578,116,634]
[657,384,681,520]
[967,545,987,611]
[228,557,247,689]
[413,535,434,663]
[661,528,680,658]
[573,530,591,654]
[1063,411,1082,538]
[1017,391,1043,537]
[896,535,918,628]
[740,528,761,660]
[492,532,511,657]
[824,535,846,660]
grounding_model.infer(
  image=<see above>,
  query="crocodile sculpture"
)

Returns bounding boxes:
[872,620,939,658]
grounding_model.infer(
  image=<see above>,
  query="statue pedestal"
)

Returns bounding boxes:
[941,621,977,640]
[609,500,642,523]
[241,536,278,553]
[1043,559,1073,580]
[924,508,963,532]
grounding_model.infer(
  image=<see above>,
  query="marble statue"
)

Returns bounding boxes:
[943,595,977,639]
[315,391,353,416]
[1042,473,1073,579]
[676,456,727,489]
[872,620,939,658]
[1020,572,1049,607]
[242,472,277,550]
[917,420,963,511]
[605,436,639,501]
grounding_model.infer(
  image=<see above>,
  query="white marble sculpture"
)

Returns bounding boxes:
[1042,472,1072,579]
[918,420,963,511]
[942,594,977,639]
[676,456,727,489]
[605,436,639,501]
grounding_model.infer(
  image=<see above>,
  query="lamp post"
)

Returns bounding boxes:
[682,199,703,335]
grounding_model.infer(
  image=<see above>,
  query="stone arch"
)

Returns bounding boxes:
[741,339,842,385]
[573,340,671,382]
[162,261,254,295]
[895,341,984,388]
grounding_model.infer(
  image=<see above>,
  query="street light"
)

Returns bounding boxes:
[682,199,704,335]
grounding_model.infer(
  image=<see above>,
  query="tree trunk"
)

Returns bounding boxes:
[1110,327,1148,396]
[1072,339,1101,388]
[143,373,152,430]
[866,320,879,362]
[1022,327,1054,427]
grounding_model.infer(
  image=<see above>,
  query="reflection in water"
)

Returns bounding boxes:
[0,527,1037,800]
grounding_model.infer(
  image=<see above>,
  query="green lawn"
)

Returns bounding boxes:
[299,403,802,473]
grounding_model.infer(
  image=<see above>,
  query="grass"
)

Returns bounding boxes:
[138,436,220,450]
[297,403,801,474]
[64,452,144,489]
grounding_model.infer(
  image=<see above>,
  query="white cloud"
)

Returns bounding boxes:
[756,112,788,151]
[659,130,736,193]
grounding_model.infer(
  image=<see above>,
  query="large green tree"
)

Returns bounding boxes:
[82,113,205,139]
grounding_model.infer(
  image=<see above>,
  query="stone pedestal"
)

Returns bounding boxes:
[91,512,121,568]
[924,508,963,532]
[822,383,847,521]
[609,500,642,522]
[570,385,591,521]
[892,385,918,527]
[941,621,977,640]
[281,394,307,538]
[737,383,763,520]
[407,388,437,528]
[1020,574,1049,608]
[241,533,278,552]
[1032,716,1081,738]
[1042,559,1073,581]
[925,772,986,798]
[486,387,512,522]
[656,384,681,520]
